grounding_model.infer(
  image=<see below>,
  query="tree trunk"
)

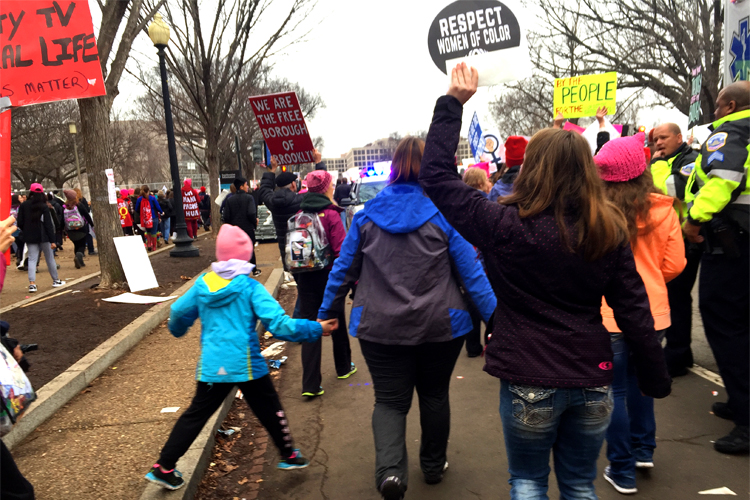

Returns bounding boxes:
[78,95,126,287]
[206,132,221,238]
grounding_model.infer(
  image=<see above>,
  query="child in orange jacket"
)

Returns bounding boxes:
[596,133,686,494]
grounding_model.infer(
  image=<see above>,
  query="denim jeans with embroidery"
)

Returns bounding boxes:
[499,379,613,500]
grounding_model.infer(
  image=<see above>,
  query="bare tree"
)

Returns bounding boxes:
[10,101,80,188]
[77,0,165,288]
[110,114,171,186]
[133,0,317,236]
[529,0,722,119]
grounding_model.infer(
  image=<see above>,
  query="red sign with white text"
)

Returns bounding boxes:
[0,0,106,107]
[248,92,315,165]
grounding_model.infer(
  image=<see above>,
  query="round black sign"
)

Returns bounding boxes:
[427,0,522,74]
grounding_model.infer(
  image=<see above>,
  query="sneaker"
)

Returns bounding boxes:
[51,280,65,287]
[603,466,637,494]
[635,461,654,469]
[301,387,324,397]
[277,449,310,470]
[379,476,405,500]
[145,465,184,490]
[88,250,98,255]
[714,425,749,455]
[338,363,357,379]
[252,269,262,277]
[424,461,448,485]
[28,284,37,293]
[712,401,735,421]
[74,252,83,269]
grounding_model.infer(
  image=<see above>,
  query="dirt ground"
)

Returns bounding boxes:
[2,236,217,389]
[195,287,298,500]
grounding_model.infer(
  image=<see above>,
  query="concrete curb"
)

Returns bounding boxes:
[0,233,211,315]
[140,267,285,500]
[4,267,211,450]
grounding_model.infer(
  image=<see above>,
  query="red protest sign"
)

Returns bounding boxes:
[0,0,106,107]
[248,92,315,165]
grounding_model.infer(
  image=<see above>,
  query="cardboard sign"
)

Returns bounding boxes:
[428,1,530,86]
[468,112,484,162]
[688,65,702,130]
[248,92,315,165]
[0,1,107,107]
[113,236,158,292]
[553,72,617,118]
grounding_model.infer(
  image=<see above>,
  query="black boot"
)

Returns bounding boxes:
[714,425,749,454]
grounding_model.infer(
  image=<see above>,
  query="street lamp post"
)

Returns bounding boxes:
[68,123,84,194]
[148,13,199,257]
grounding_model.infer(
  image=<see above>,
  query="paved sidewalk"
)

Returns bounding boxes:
[258,307,749,499]
[10,243,283,499]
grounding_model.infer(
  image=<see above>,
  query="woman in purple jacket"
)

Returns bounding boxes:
[419,63,671,499]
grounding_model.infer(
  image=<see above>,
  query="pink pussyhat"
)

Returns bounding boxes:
[470,162,490,178]
[215,224,254,262]
[594,132,647,182]
[183,178,192,188]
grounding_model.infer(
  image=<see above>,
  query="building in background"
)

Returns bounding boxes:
[322,137,471,175]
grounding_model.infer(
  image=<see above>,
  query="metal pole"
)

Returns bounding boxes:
[235,134,244,178]
[157,45,199,257]
[72,140,83,192]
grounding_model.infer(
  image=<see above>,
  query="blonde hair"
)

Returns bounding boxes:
[462,168,488,190]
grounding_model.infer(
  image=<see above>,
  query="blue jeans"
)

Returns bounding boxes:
[160,218,171,243]
[605,335,659,487]
[500,380,613,500]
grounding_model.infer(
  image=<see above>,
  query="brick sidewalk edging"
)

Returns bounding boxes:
[139,267,285,500]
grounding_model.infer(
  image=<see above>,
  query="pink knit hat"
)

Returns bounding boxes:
[120,189,129,198]
[471,162,490,177]
[305,170,332,193]
[183,178,192,188]
[594,132,647,182]
[215,224,254,262]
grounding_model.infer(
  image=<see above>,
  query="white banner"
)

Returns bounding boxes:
[724,0,749,86]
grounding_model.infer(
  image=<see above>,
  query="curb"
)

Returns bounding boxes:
[0,233,211,315]
[140,267,285,500]
[3,267,211,450]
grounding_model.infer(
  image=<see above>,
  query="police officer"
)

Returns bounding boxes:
[650,123,700,377]
[684,81,750,454]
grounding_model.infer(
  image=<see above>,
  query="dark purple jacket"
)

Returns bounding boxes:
[419,95,670,399]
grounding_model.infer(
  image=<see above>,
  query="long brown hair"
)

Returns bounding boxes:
[501,129,628,262]
[603,169,658,243]
[141,185,150,197]
[390,137,424,184]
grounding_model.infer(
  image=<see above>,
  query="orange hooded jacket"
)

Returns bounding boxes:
[602,193,686,332]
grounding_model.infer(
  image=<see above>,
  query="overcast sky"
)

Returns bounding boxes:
[115,0,688,158]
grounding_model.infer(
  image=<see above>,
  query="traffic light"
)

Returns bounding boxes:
[638,126,646,133]
[252,140,265,163]
[281,165,287,172]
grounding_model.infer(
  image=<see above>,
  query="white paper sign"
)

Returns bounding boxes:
[446,45,532,87]
[113,236,159,292]
[102,293,176,304]
[105,168,117,204]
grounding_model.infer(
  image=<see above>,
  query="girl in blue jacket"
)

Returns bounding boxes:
[146,224,337,491]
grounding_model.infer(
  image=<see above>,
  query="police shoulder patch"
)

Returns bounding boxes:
[680,162,696,176]
[706,132,728,152]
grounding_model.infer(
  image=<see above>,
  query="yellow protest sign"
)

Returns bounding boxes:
[553,72,618,118]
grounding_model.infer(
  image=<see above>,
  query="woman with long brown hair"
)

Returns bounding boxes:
[318,136,496,499]
[418,63,670,499]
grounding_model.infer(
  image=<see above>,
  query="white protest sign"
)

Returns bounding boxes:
[113,236,159,292]
[105,169,117,204]
[428,0,531,86]
[102,293,176,304]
